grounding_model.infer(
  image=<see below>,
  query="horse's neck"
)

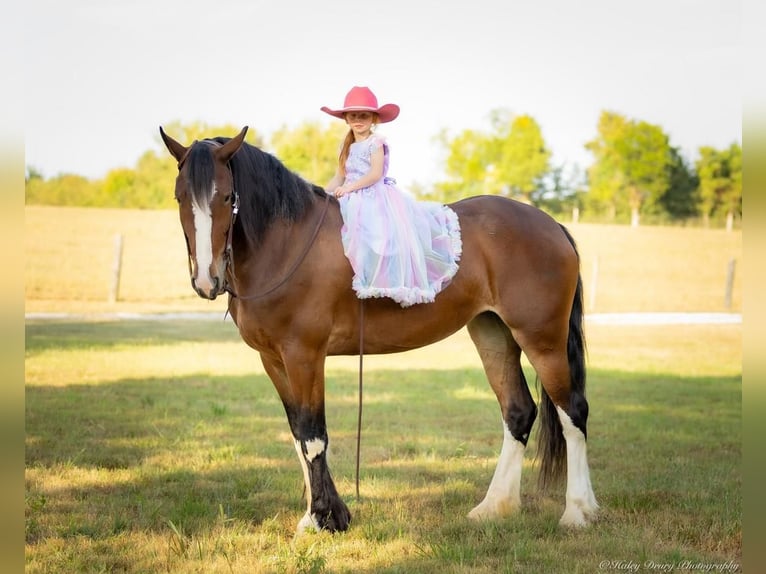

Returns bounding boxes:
[229,195,327,293]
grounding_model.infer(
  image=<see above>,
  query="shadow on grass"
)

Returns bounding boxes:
[25,319,241,355]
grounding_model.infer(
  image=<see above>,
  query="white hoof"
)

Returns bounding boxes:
[468,497,519,521]
[295,511,320,535]
[559,498,598,528]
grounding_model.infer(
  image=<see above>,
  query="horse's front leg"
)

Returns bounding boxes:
[260,350,351,534]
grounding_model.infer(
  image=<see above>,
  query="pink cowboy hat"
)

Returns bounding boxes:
[320,86,400,123]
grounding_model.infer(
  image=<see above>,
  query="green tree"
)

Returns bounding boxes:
[270,121,346,187]
[127,121,264,209]
[156,120,263,150]
[696,143,742,230]
[585,111,671,226]
[25,173,100,206]
[584,112,626,220]
[102,168,138,208]
[434,110,550,204]
[433,127,489,202]
[532,163,585,218]
[656,147,699,222]
[132,150,178,209]
[487,111,551,203]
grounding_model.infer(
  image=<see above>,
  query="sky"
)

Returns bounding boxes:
[24,0,742,189]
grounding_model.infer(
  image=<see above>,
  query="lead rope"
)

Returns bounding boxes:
[355,298,365,500]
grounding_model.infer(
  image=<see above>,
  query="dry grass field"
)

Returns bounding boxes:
[24,205,741,315]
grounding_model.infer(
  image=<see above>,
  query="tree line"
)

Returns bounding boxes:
[25,112,741,227]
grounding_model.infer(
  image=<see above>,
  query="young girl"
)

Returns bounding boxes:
[321,86,462,307]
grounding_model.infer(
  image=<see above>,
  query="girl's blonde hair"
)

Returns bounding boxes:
[338,112,379,177]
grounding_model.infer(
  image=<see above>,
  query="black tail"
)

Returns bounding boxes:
[538,225,587,490]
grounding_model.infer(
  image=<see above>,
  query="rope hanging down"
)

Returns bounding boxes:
[355,299,365,500]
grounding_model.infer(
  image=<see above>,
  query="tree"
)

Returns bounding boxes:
[124,121,265,209]
[433,109,551,205]
[132,150,178,209]
[155,120,263,150]
[433,127,489,202]
[585,111,671,226]
[656,147,699,222]
[270,121,346,187]
[102,168,137,208]
[487,110,551,203]
[532,163,585,219]
[696,143,742,230]
[25,173,100,206]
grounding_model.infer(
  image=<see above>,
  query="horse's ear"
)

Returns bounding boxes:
[159,126,189,165]
[217,126,249,163]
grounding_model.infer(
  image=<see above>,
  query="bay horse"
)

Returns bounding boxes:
[159,126,598,534]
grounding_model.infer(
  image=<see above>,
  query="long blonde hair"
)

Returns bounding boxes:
[338,112,379,177]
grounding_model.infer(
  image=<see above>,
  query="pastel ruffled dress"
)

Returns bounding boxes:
[338,134,462,307]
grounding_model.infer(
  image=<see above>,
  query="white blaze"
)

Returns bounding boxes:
[191,185,216,293]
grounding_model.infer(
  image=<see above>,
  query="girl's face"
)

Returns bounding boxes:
[345,111,376,138]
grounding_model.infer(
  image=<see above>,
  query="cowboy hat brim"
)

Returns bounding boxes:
[320,103,400,123]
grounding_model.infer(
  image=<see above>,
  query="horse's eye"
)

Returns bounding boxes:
[223,194,232,204]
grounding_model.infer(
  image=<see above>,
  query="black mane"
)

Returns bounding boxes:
[191,137,328,246]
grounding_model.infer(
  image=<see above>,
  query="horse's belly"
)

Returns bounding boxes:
[326,294,476,356]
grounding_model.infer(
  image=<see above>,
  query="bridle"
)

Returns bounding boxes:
[177,139,331,302]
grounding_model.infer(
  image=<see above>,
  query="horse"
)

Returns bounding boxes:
[159,125,598,534]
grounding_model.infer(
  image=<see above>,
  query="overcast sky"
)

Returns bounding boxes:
[24,0,741,189]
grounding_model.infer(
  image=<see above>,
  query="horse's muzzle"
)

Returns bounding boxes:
[192,276,222,300]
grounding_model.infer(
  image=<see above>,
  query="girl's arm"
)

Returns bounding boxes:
[335,146,384,196]
[326,170,344,194]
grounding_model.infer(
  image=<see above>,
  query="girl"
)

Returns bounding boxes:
[321,86,462,307]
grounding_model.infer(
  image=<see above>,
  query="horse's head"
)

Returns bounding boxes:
[159,126,248,300]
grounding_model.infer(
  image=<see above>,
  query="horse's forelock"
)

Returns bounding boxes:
[187,142,217,211]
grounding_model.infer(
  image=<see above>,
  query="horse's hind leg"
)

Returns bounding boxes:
[522,336,598,527]
[466,312,536,520]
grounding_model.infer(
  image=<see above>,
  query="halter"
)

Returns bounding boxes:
[176,139,238,290]
[178,139,331,302]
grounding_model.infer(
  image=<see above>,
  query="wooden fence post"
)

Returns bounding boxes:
[109,234,124,303]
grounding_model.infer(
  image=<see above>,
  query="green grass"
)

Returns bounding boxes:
[25,320,742,573]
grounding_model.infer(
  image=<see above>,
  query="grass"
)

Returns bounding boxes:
[25,319,742,573]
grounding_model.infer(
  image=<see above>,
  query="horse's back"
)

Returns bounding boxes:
[447,195,580,324]
[451,195,572,247]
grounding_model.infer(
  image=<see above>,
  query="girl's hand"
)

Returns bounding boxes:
[334,184,352,198]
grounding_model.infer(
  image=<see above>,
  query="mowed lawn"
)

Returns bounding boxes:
[25,206,742,573]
